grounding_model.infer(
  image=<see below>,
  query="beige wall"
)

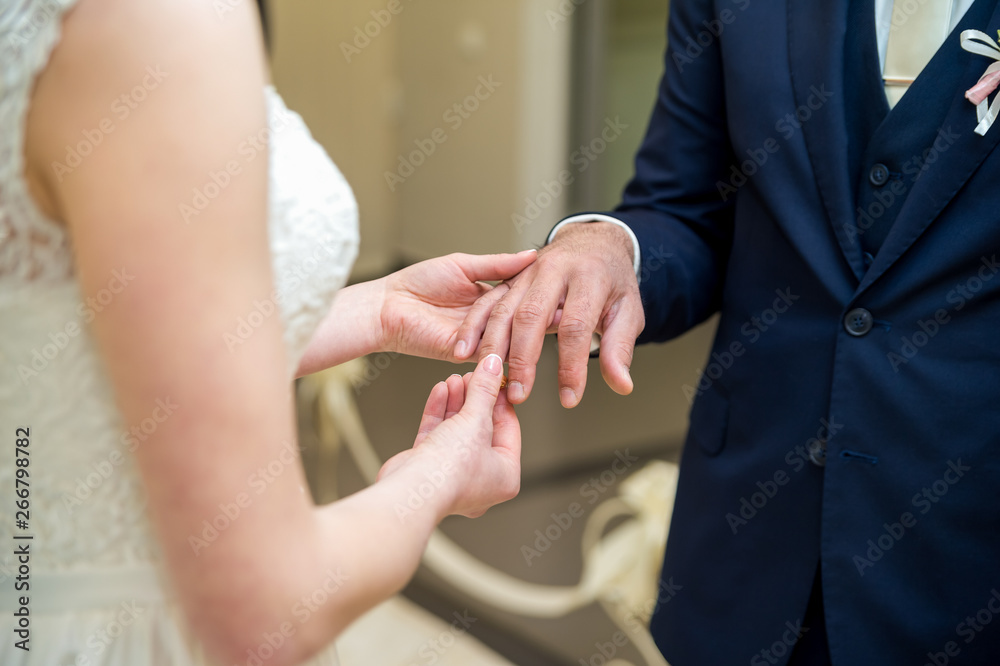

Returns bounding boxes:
[395,2,522,259]
[269,0,401,277]
[269,0,574,275]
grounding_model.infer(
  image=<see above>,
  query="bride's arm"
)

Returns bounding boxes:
[295,279,386,373]
[25,1,516,665]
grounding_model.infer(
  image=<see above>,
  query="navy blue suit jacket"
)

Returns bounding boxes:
[599,0,1000,663]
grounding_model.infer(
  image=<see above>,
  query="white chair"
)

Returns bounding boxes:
[304,360,677,666]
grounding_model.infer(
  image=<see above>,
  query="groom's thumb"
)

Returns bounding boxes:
[461,353,505,417]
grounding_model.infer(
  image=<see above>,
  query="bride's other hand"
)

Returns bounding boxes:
[378,354,520,518]
[377,251,537,362]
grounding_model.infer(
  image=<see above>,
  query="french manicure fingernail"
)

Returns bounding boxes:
[483,353,503,376]
[520,248,538,255]
[508,380,525,402]
[455,340,468,358]
[560,388,578,407]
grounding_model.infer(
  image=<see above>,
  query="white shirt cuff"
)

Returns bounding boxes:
[547,214,643,284]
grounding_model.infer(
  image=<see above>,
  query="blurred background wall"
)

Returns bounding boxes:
[267,1,717,664]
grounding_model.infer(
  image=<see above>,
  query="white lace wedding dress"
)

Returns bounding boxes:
[0,2,359,664]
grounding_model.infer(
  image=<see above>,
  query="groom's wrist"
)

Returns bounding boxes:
[547,214,642,283]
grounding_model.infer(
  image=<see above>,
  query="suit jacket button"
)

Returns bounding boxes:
[844,308,874,336]
[869,163,890,186]
[808,439,827,467]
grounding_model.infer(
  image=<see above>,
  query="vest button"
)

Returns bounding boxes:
[844,308,874,336]
[869,163,890,187]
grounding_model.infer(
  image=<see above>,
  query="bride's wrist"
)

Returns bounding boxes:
[333,278,388,358]
[298,280,387,376]
[381,451,459,524]
[367,276,392,355]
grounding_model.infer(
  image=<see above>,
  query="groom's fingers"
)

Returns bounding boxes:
[598,294,644,396]
[553,278,605,408]
[453,250,537,361]
[476,271,535,365]
[454,282,511,360]
[504,278,565,404]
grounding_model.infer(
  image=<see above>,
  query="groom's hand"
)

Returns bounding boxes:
[461,222,644,408]
[378,250,537,362]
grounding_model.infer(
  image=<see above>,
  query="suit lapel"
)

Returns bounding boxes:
[788,0,871,283]
[859,0,1000,293]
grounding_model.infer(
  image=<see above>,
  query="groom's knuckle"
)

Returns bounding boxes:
[506,347,534,371]
[631,312,646,336]
[625,301,646,334]
[558,363,586,389]
[558,313,592,341]
[490,299,515,321]
[533,257,562,278]
[577,254,608,278]
[558,351,586,375]
[514,301,546,327]
[611,339,635,364]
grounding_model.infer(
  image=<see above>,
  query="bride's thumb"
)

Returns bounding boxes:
[461,354,505,418]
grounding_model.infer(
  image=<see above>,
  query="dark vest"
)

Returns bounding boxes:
[847,0,995,264]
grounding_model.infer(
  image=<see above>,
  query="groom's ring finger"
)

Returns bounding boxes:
[478,276,533,363]
[455,281,512,359]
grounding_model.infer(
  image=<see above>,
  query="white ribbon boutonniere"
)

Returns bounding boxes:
[961,29,1000,136]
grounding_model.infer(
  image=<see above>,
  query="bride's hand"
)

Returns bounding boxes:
[377,354,520,518]
[376,251,537,362]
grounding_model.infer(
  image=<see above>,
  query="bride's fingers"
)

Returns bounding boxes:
[463,370,509,392]
[491,387,521,457]
[414,381,449,447]
[453,249,538,283]
[454,282,511,361]
[444,373,466,419]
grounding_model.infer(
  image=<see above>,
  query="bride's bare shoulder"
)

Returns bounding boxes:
[42,0,260,86]
[24,0,266,221]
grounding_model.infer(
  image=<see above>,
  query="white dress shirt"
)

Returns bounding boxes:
[875,0,975,71]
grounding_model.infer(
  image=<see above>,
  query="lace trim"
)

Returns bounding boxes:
[0,0,78,286]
